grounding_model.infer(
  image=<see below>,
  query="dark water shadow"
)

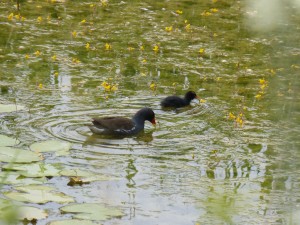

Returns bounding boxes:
[82,130,154,147]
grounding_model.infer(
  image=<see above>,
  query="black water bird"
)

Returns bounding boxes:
[160,91,199,108]
[89,108,156,135]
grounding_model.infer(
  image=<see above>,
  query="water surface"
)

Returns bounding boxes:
[1,0,300,224]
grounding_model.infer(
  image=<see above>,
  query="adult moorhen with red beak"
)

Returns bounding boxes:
[89,108,156,135]
[161,91,198,108]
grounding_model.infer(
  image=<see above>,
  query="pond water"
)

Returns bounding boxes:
[1,0,300,224]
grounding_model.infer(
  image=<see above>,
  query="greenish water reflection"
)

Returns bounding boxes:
[1,0,300,224]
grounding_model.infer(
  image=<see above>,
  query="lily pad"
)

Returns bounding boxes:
[0,147,41,163]
[19,206,48,221]
[2,163,119,183]
[4,185,75,204]
[0,104,25,113]
[0,171,46,185]
[3,163,62,178]
[0,198,18,224]
[60,203,124,221]
[30,140,72,156]
[0,134,20,147]
[48,219,99,225]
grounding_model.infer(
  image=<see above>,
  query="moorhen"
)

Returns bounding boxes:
[89,108,156,135]
[161,91,198,108]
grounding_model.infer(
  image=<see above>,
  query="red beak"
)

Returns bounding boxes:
[151,118,156,125]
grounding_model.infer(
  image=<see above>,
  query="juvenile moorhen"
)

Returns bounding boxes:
[161,91,198,108]
[89,108,156,135]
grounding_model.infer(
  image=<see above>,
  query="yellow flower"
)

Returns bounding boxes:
[153,45,159,53]
[199,48,205,54]
[90,4,94,8]
[15,14,21,20]
[110,85,118,91]
[185,24,191,32]
[200,99,206,103]
[212,0,218,2]
[34,51,41,57]
[101,81,109,88]
[210,8,218,13]
[228,112,236,120]
[201,11,212,16]
[165,26,173,32]
[86,43,90,50]
[255,94,262,99]
[38,83,43,89]
[150,82,156,91]
[259,78,266,85]
[72,58,80,63]
[8,13,14,20]
[37,16,43,23]
[184,20,188,24]
[127,46,135,51]
[101,81,117,92]
[176,10,183,14]
[25,54,30,59]
[142,59,147,63]
[104,84,111,91]
[236,117,243,126]
[105,43,112,50]
[269,69,276,74]
[140,45,145,51]
[72,31,77,38]
[80,19,86,24]
[54,72,59,76]
[51,55,57,61]
[260,84,267,90]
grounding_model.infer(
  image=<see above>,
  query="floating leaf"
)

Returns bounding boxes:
[0,104,25,113]
[30,140,72,156]
[0,134,20,147]
[4,185,74,204]
[60,203,124,221]
[0,171,46,185]
[48,219,99,225]
[2,163,62,178]
[19,206,48,221]
[0,147,41,163]
[2,163,118,183]
[0,198,18,224]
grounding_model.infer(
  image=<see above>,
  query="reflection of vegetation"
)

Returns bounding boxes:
[60,203,124,220]
[126,158,138,188]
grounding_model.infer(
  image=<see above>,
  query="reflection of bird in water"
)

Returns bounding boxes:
[88,108,156,135]
[82,129,154,147]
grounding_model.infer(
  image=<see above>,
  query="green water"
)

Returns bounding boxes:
[1,0,300,224]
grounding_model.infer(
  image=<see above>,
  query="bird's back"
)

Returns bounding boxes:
[160,96,187,108]
[92,117,135,132]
